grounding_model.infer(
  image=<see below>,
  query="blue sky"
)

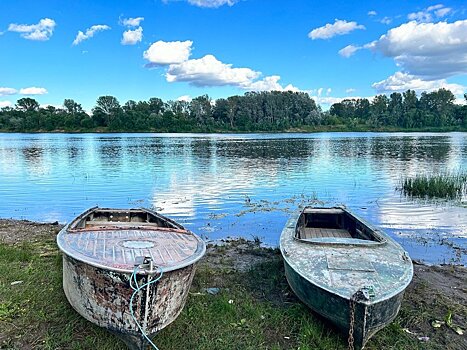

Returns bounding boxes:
[0,0,466,111]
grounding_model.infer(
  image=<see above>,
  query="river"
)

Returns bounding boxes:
[1,132,465,264]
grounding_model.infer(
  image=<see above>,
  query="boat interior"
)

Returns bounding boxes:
[69,208,181,230]
[295,208,383,243]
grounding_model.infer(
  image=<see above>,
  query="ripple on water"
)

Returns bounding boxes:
[0,132,466,264]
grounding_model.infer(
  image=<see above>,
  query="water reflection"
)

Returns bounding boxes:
[0,132,465,264]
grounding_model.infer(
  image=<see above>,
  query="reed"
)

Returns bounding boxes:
[400,172,467,199]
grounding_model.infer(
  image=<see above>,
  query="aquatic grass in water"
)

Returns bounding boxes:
[400,172,467,199]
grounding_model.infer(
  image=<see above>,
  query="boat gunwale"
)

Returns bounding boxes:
[57,207,206,274]
[280,206,414,305]
[67,206,186,233]
[295,206,388,246]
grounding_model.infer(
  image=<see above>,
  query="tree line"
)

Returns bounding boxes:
[0,89,466,132]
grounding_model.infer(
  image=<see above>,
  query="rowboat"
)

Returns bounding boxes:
[56,207,206,350]
[280,207,413,349]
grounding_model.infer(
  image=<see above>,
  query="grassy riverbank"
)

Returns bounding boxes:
[0,220,465,350]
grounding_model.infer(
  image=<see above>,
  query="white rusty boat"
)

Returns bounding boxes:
[57,207,206,349]
[280,207,413,349]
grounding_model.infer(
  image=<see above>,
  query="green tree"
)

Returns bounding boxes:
[16,98,39,112]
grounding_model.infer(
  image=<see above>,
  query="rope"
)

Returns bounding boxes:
[130,266,164,350]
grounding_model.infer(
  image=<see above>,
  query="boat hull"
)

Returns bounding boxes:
[284,259,405,349]
[62,254,196,349]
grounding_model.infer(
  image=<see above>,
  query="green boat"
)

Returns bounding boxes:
[280,207,413,349]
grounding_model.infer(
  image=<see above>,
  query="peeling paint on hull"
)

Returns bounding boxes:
[63,255,196,349]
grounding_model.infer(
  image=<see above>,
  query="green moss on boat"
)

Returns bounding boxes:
[280,207,413,349]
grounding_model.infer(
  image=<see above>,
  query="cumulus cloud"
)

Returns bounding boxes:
[144,40,193,65]
[0,88,18,96]
[121,27,143,45]
[121,17,144,27]
[144,40,301,91]
[19,87,48,95]
[408,4,451,22]
[338,45,361,57]
[308,19,365,40]
[367,20,467,79]
[165,55,300,91]
[346,88,356,94]
[166,55,301,91]
[244,75,301,92]
[8,18,56,41]
[372,72,465,95]
[72,25,111,45]
[0,101,13,108]
[368,11,377,16]
[166,54,260,87]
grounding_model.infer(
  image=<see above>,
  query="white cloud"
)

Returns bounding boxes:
[166,54,260,87]
[368,11,377,16]
[19,87,48,95]
[367,20,467,79]
[408,4,451,22]
[143,40,193,65]
[121,17,144,27]
[434,7,451,18]
[144,40,301,92]
[312,95,376,106]
[0,101,13,108]
[308,87,365,106]
[72,25,111,45]
[160,54,299,91]
[380,17,392,25]
[311,96,344,105]
[308,19,365,40]
[346,88,356,94]
[165,0,238,8]
[244,75,301,92]
[8,18,56,41]
[121,27,143,45]
[372,72,465,95]
[338,44,361,57]
[0,88,18,96]
[177,95,192,102]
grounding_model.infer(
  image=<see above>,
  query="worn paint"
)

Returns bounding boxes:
[63,255,196,349]
[57,207,206,350]
[280,207,413,349]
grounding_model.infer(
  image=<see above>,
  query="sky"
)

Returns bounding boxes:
[0,0,466,111]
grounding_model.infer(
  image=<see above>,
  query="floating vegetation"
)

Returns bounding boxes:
[400,172,467,199]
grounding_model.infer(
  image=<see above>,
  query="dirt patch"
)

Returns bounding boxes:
[400,264,467,349]
[0,219,62,244]
[203,238,277,272]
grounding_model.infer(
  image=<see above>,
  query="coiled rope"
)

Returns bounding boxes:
[130,266,164,350]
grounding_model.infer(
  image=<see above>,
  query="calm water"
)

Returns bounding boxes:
[1,132,466,264]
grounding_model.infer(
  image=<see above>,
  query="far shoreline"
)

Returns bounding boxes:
[0,126,466,134]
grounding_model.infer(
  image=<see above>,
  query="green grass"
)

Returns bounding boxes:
[0,236,431,350]
[400,172,467,199]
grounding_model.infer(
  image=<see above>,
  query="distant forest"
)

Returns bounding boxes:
[0,88,466,132]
